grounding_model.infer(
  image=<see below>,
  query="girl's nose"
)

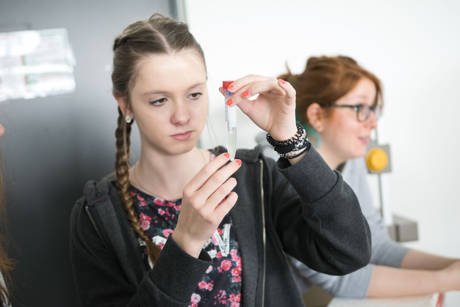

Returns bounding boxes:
[170,102,191,126]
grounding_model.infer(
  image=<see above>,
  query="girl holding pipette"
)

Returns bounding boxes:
[70,14,371,306]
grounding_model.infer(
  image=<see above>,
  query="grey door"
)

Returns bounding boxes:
[0,1,174,306]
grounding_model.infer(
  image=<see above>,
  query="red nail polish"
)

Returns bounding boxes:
[226,98,233,106]
[235,159,242,166]
[279,79,286,85]
[228,83,235,91]
[224,153,230,158]
[241,90,249,98]
[222,81,233,89]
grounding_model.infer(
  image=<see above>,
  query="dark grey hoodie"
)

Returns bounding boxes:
[70,147,371,307]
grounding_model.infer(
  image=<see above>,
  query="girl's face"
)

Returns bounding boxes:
[127,49,208,156]
[319,77,378,162]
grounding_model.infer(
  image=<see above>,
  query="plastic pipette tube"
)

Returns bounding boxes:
[223,81,237,160]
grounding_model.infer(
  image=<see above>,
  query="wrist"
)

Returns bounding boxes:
[267,122,311,159]
[171,230,203,259]
[436,268,453,292]
[269,125,298,142]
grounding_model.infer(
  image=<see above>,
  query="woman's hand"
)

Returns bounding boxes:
[441,260,460,291]
[220,75,297,141]
[172,153,241,258]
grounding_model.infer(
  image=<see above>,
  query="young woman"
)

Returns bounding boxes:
[0,122,13,306]
[69,16,372,306]
[270,55,460,298]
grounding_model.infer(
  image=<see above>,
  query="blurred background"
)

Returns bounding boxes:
[187,0,460,305]
[0,0,459,306]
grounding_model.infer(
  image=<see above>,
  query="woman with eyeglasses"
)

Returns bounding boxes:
[258,55,460,298]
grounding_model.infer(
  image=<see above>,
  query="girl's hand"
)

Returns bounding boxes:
[220,75,297,141]
[172,153,241,258]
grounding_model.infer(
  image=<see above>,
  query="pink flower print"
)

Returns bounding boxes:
[158,208,165,216]
[137,194,145,201]
[198,280,213,291]
[232,276,241,282]
[174,204,181,211]
[231,303,240,307]
[221,260,232,271]
[139,213,151,230]
[130,191,136,197]
[165,210,171,217]
[230,249,240,262]
[216,251,222,259]
[205,265,213,274]
[167,201,176,207]
[163,229,173,238]
[154,198,165,206]
[211,235,218,245]
[232,276,242,283]
[232,267,241,276]
[190,293,201,304]
[217,228,223,236]
[230,293,241,302]
[139,200,147,207]
[216,290,227,304]
[235,258,242,270]
[198,281,207,290]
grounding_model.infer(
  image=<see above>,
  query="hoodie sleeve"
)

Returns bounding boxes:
[69,192,211,307]
[268,147,372,275]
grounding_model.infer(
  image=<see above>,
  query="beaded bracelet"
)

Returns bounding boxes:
[266,122,311,159]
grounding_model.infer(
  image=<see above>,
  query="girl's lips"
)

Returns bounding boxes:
[171,131,193,141]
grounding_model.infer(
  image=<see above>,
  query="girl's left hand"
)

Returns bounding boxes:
[220,75,297,141]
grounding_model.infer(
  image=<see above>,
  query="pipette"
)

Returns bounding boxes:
[222,81,237,160]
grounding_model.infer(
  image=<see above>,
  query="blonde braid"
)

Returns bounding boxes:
[114,108,161,264]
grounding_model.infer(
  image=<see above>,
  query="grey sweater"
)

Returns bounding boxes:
[70,147,371,306]
[255,132,408,298]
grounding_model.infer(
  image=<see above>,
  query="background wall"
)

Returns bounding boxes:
[186,0,460,305]
[0,1,171,306]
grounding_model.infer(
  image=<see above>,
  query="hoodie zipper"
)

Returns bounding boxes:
[259,159,266,307]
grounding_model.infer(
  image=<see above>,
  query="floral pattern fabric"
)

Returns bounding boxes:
[130,186,242,307]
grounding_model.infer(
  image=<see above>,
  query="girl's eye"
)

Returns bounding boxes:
[149,97,167,106]
[188,92,202,100]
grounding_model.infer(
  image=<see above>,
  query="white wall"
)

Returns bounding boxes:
[186,0,460,304]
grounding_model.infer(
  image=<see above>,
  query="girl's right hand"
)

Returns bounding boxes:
[172,152,241,258]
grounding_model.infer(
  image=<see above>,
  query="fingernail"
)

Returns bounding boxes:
[279,79,286,85]
[235,159,242,166]
[226,98,233,106]
[241,90,249,98]
[224,153,230,159]
[228,83,235,91]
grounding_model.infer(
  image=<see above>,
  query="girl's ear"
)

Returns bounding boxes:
[114,95,134,119]
[306,102,326,132]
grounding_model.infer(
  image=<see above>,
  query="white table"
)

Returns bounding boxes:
[328,293,443,307]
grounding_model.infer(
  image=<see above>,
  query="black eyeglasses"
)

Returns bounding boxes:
[325,104,382,122]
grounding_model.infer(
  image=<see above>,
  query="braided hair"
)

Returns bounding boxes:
[111,13,205,264]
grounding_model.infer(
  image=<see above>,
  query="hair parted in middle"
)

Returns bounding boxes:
[278,55,383,129]
[111,13,206,264]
